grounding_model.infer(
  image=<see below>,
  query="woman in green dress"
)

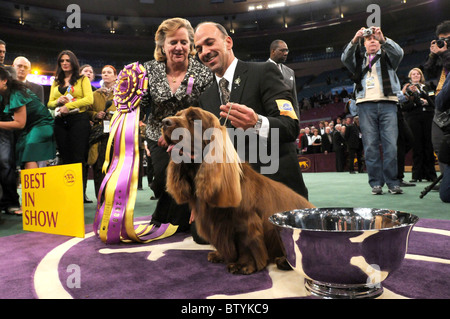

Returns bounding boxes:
[0,66,56,170]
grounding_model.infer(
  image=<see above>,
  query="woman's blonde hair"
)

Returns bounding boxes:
[154,17,195,61]
[408,67,425,84]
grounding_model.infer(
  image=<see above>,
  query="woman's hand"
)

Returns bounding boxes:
[57,96,70,106]
[58,106,70,115]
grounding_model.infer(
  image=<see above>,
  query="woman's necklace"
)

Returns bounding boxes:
[170,73,184,83]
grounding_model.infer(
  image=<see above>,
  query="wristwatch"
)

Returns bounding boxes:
[254,114,263,132]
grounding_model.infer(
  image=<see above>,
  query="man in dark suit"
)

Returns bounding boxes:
[321,126,333,153]
[267,39,300,120]
[194,22,309,199]
[344,117,363,173]
[333,124,346,172]
[13,56,44,103]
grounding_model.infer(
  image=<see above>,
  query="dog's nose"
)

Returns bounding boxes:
[162,118,173,128]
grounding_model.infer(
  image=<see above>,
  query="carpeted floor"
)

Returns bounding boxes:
[0,171,449,301]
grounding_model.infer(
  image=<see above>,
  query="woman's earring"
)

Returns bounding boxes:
[161,48,166,55]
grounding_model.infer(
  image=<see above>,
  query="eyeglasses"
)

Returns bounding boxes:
[59,59,71,63]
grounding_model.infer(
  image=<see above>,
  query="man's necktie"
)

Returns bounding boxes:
[219,78,230,105]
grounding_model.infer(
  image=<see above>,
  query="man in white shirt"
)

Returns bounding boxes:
[195,22,309,199]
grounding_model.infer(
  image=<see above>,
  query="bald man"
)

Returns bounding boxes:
[13,56,44,103]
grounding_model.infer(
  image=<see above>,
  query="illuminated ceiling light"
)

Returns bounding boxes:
[268,2,286,9]
[107,16,118,34]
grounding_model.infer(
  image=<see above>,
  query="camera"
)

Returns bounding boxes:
[362,27,373,37]
[405,82,421,99]
[436,37,449,49]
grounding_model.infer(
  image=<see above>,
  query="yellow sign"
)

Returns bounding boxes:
[21,163,85,238]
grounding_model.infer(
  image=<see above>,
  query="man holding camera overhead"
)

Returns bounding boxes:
[341,26,404,195]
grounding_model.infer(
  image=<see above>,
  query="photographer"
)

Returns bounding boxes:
[424,21,450,177]
[435,73,450,202]
[341,26,404,195]
[435,67,450,203]
[401,68,437,182]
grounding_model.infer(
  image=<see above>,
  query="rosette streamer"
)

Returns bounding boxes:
[93,62,178,244]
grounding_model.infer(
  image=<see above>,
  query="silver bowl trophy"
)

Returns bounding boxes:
[269,208,418,299]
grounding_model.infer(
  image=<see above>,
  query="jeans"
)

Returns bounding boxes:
[440,165,450,203]
[357,101,399,188]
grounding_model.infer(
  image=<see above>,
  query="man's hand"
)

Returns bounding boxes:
[351,27,366,44]
[219,102,258,130]
[372,27,386,44]
[430,39,448,55]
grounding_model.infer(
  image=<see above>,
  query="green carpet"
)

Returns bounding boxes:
[0,171,448,238]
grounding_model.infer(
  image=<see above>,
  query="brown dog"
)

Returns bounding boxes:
[163,107,314,275]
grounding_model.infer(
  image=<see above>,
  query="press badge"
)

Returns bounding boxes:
[103,120,110,133]
[366,76,375,89]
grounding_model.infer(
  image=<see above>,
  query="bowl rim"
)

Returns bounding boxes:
[269,207,419,232]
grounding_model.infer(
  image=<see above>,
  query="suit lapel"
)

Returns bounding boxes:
[230,60,248,104]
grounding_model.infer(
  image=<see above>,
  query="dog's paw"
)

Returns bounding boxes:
[227,263,257,275]
[207,251,224,263]
[275,256,292,271]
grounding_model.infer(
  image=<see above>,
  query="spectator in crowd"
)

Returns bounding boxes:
[322,126,333,153]
[310,128,322,153]
[47,50,93,203]
[396,104,415,187]
[79,63,98,203]
[139,18,213,239]
[12,56,44,103]
[401,67,437,183]
[301,126,312,154]
[87,65,117,199]
[344,116,363,173]
[341,26,404,195]
[80,64,97,92]
[333,123,346,171]
[0,41,21,216]
[0,65,55,169]
[0,40,5,66]
[318,121,326,135]
[424,20,450,186]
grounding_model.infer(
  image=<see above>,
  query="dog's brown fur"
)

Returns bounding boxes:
[163,107,315,274]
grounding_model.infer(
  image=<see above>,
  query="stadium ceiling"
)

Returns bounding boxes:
[0,0,448,65]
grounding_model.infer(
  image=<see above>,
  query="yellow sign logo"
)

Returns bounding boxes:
[298,156,311,170]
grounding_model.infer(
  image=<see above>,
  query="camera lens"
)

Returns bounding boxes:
[436,38,448,49]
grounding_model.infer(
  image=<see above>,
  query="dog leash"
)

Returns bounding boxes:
[93,62,177,244]
[222,103,233,126]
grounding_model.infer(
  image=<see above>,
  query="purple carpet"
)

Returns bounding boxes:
[0,218,449,299]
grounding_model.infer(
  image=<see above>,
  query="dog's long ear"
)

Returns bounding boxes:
[195,125,242,208]
[166,160,192,204]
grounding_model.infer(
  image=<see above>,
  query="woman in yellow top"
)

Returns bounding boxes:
[87,65,117,198]
[47,50,93,193]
